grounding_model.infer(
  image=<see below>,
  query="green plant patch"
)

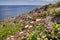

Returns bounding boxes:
[0,23,21,40]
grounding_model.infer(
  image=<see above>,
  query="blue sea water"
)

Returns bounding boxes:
[0,5,39,20]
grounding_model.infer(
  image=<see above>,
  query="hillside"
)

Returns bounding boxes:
[0,2,60,40]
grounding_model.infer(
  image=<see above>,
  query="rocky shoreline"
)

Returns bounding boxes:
[0,2,60,40]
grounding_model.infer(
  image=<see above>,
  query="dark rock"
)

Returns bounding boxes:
[51,16,60,24]
[3,17,14,22]
[28,5,49,14]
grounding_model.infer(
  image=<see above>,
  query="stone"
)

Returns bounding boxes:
[30,21,34,24]
[51,17,60,24]
[36,19,41,21]
[29,25,33,28]
[25,25,29,28]
[7,37,10,40]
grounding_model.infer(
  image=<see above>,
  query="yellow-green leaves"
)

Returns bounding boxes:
[52,23,59,30]
[0,23,21,40]
[28,25,47,40]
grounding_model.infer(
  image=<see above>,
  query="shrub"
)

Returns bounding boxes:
[52,23,60,39]
[52,23,59,31]
[54,11,60,17]
[28,25,47,40]
[55,2,60,7]
[0,22,21,40]
[29,24,60,40]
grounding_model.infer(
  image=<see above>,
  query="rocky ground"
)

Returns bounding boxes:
[0,2,60,40]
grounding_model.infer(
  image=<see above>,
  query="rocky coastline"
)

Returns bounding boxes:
[0,2,60,40]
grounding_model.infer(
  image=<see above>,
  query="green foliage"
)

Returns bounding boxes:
[51,31,58,39]
[54,11,60,17]
[47,8,60,17]
[48,2,60,8]
[47,2,60,16]
[52,23,59,30]
[29,23,60,40]
[54,2,60,7]
[29,31,37,40]
[0,2,60,40]
[28,25,47,40]
[52,23,60,39]
[0,23,21,40]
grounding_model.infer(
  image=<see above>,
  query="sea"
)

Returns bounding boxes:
[0,5,40,20]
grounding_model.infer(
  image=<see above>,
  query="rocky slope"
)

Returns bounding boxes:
[0,2,60,40]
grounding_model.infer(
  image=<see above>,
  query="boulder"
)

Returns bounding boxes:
[51,16,60,24]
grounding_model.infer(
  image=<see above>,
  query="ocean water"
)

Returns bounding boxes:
[0,5,39,20]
